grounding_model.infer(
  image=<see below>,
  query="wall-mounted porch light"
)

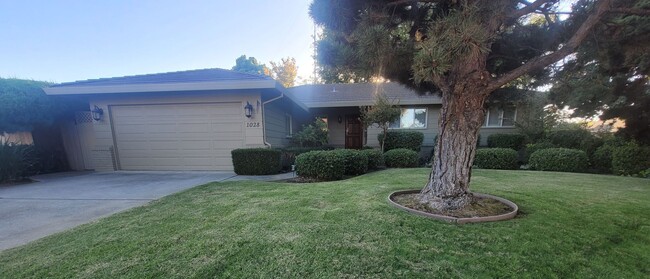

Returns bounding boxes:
[244,101,254,118]
[91,105,104,121]
[337,115,342,123]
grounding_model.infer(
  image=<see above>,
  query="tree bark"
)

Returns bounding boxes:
[419,83,488,210]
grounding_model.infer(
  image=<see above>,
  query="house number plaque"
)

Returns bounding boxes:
[246,122,261,128]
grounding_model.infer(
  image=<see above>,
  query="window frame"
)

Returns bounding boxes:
[483,106,517,128]
[285,113,293,137]
[388,107,428,130]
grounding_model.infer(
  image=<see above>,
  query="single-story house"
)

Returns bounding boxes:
[286,83,521,152]
[45,68,522,172]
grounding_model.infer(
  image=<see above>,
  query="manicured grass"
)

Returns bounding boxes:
[1,169,649,278]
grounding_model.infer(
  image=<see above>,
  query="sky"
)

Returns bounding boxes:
[0,0,316,84]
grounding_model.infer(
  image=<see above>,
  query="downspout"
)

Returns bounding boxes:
[262,92,284,148]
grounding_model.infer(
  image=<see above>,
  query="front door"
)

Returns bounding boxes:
[345,114,363,149]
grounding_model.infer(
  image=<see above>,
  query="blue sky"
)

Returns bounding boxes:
[0,0,316,83]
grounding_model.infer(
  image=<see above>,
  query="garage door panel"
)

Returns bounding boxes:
[111,103,244,171]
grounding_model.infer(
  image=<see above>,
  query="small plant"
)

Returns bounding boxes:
[384,148,418,168]
[331,149,369,175]
[487,134,526,150]
[360,94,401,152]
[378,131,424,152]
[473,148,518,170]
[291,117,328,147]
[231,148,282,175]
[295,151,345,180]
[529,148,588,173]
[360,149,384,169]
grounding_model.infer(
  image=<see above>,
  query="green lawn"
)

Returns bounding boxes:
[1,169,649,278]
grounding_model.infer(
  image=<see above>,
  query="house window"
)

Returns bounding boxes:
[484,105,517,127]
[389,108,427,129]
[285,114,293,136]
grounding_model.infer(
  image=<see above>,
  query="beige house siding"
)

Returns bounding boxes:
[87,90,264,171]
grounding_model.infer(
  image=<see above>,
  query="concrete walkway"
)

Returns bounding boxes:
[0,171,235,251]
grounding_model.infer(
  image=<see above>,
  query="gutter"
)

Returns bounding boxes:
[262,92,285,148]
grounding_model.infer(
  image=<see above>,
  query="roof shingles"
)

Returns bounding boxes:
[286,83,441,107]
[51,68,271,88]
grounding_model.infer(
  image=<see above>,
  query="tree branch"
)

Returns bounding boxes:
[509,0,556,20]
[487,0,613,92]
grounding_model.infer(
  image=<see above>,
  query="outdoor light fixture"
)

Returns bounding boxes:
[244,101,254,118]
[337,115,342,123]
[91,105,104,121]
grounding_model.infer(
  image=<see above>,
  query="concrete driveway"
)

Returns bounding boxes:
[0,171,235,251]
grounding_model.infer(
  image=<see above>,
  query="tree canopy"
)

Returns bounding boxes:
[231,55,270,76]
[0,78,60,134]
[309,0,648,210]
[269,57,298,88]
[550,0,650,144]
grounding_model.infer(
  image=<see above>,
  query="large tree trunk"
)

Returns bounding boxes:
[419,84,489,210]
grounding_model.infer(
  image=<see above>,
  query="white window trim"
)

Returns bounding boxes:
[285,113,293,137]
[483,106,517,128]
[388,107,428,130]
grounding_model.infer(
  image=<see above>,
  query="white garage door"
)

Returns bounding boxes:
[111,103,244,171]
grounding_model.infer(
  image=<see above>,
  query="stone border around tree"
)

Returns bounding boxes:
[388,190,518,224]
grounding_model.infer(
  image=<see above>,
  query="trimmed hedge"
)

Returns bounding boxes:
[612,143,650,176]
[378,131,424,151]
[231,148,282,175]
[524,141,556,163]
[487,134,526,150]
[360,149,384,169]
[295,151,345,180]
[473,148,518,170]
[331,149,368,175]
[547,128,594,150]
[0,142,36,182]
[384,148,418,168]
[529,148,588,173]
[277,146,334,169]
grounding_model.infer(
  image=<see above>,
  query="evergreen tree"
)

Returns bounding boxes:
[231,55,270,76]
[310,0,648,209]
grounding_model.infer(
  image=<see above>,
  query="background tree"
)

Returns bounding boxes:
[360,94,400,152]
[270,57,299,88]
[231,55,271,76]
[0,78,59,134]
[310,0,647,210]
[550,0,650,144]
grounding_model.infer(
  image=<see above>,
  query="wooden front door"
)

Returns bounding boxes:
[345,114,363,149]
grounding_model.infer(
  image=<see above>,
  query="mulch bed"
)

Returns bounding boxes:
[392,193,513,218]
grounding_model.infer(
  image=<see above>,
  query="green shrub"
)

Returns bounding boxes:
[473,148,519,170]
[529,148,588,173]
[611,143,650,176]
[384,148,418,168]
[0,141,36,182]
[378,131,424,152]
[278,146,334,169]
[360,149,384,169]
[487,134,526,150]
[547,128,594,150]
[331,149,368,175]
[524,141,556,163]
[295,151,345,180]
[231,148,281,175]
[290,117,328,147]
[591,145,615,173]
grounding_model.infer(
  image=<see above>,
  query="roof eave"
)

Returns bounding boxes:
[302,99,442,108]
[44,80,278,95]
